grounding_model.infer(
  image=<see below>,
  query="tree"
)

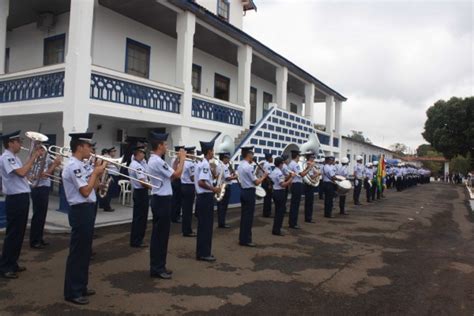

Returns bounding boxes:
[450,154,471,175]
[347,130,372,144]
[389,143,408,155]
[422,97,474,164]
[416,144,435,157]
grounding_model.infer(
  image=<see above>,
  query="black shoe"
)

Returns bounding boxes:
[103,208,115,212]
[183,232,197,237]
[289,225,301,229]
[239,242,257,247]
[83,289,96,296]
[172,218,182,223]
[131,243,148,248]
[150,272,172,279]
[165,269,173,275]
[197,256,216,262]
[16,266,26,273]
[325,215,336,218]
[355,203,362,206]
[66,296,89,305]
[31,243,45,249]
[218,224,231,228]
[40,240,50,246]
[272,231,285,236]
[305,220,315,223]
[340,212,349,215]
[2,271,18,279]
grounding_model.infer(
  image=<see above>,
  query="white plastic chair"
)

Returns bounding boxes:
[118,180,132,206]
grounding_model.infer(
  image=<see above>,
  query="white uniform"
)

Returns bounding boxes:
[147,154,174,196]
[237,160,257,189]
[62,156,96,205]
[288,160,302,183]
[322,164,336,182]
[195,158,213,194]
[0,149,30,195]
[129,158,148,189]
[181,160,195,184]
[269,168,285,190]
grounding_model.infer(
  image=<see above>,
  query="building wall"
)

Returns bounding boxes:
[196,0,244,29]
[6,12,70,73]
[341,137,394,171]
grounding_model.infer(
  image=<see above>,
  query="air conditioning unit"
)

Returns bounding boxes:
[37,13,55,31]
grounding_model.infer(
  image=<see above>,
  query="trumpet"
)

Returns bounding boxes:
[167,150,203,162]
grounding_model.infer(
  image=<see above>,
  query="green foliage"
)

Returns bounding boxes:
[416,144,436,157]
[422,97,474,162]
[347,130,372,144]
[450,154,471,174]
[389,143,407,155]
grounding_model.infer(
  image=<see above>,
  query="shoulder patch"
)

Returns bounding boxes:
[203,168,209,174]
[73,169,82,178]
[8,158,16,165]
[163,163,169,170]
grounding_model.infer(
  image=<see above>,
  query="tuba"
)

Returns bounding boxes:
[23,131,49,187]
[214,135,235,202]
[299,134,321,187]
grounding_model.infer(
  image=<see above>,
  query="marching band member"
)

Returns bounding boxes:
[317,158,325,200]
[237,146,268,247]
[371,160,379,201]
[303,152,317,223]
[336,157,350,215]
[98,147,117,212]
[147,133,185,279]
[270,157,295,236]
[281,154,291,206]
[29,145,61,249]
[0,130,40,279]
[216,152,236,228]
[353,155,364,205]
[260,153,273,218]
[62,132,105,305]
[288,150,312,229]
[128,145,150,248]
[322,156,337,218]
[171,145,184,223]
[364,163,374,203]
[181,146,197,237]
[195,140,220,261]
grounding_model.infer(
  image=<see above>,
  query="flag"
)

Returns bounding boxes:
[377,154,386,191]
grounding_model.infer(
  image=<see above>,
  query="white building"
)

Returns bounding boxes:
[341,136,395,171]
[0,0,346,163]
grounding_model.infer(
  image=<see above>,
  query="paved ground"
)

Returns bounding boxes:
[0,183,473,315]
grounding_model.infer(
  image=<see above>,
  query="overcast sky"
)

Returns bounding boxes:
[243,0,473,152]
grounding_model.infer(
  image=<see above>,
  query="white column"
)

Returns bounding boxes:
[176,11,196,121]
[325,95,334,134]
[304,83,315,120]
[237,45,252,128]
[334,99,342,136]
[0,0,9,75]
[170,126,190,149]
[444,161,449,182]
[276,66,288,110]
[62,0,95,146]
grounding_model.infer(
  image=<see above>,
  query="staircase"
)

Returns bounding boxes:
[233,128,251,149]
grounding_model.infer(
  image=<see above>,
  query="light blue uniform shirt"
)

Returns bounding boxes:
[365,167,374,179]
[181,160,195,184]
[0,149,31,195]
[354,163,365,179]
[322,164,336,182]
[195,158,213,194]
[129,158,148,189]
[282,163,290,177]
[237,160,257,189]
[288,160,302,183]
[261,161,273,174]
[217,163,233,185]
[62,156,96,205]
[336,165,349,177]
[269,167,285,190]
[147,154,174,196]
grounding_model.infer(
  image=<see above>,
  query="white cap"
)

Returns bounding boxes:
[366,162,373,167]
[341,157,349,164]
[373,161,379,166]
[356,155,363,161]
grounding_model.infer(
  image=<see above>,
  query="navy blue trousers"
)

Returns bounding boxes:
[196,193,214,258]
[0,193,29,273]
[30,186,49,246]
[353,180,362,204]
[304,184,314,222]
[64,202,95,300]
[239,188,256,244]
[130,189,149,247]
[289,182,303,227]
[217,185,231,227]
[171,180,182,222]
[262,181,272,217]
[323,182,335,217]
[150,195,171,274]
[181,184,195,235]
[272,190,286,234]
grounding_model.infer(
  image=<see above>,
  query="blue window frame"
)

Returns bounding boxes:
[43,33,65,66]
[125,38,151,79]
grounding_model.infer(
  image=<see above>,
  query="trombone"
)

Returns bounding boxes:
[167,150,203,162]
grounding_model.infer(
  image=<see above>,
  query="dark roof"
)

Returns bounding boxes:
[243,0,257,12]
[171,0,347,101]
[342,135,395,153]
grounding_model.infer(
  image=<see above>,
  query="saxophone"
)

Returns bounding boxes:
[214,161,227,202]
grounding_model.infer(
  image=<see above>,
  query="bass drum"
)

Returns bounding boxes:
[335,175,352,195]
[255,186,266,198]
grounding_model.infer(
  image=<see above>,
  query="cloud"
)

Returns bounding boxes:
[244,0,473,149]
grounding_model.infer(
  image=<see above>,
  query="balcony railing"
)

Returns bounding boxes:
[90,66,182,114]
[192,94,243,126]
[0,65,65,103]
